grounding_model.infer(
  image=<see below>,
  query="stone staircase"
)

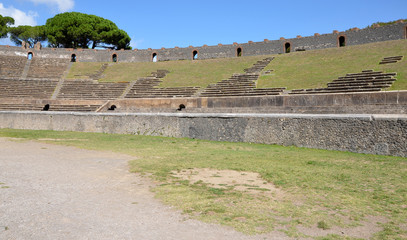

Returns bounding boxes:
[199,57,285,97]
[379,56,403,64]
[124,70,200,98]
[290,70,396,95]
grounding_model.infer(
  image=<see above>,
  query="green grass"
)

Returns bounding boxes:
[66,40,407,91]
[78,55,266,87]
[66,62,106,79]
[258,39,407,90]
[1,128,406,239]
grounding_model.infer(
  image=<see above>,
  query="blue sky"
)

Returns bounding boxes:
[0,0,406,49]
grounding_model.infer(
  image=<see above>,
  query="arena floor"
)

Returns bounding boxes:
[0,138,287,240]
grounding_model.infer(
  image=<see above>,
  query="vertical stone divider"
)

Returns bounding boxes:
[51,62,72,100]
[95,101,112,112]
[20,58,31,80]
[62,62,73,79]
[119,81,136,99]
[51,78,65,100]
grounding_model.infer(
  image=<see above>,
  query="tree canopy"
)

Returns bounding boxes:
[9,25,46,47]
[0,14,15,38]
[45,12,131,49]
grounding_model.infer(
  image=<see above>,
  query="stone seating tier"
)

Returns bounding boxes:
[379,56,403,64]
[0,79,58,99]
[199,57,276,97]
[26,58,70,79]
[125,87,200,98]
[0,103,100,112]
[0,55,27,78]
[289,70,396,95]
[57,80,129,100]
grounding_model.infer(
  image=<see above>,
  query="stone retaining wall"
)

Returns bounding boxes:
[0,111,405,157]
[100,91,407,114]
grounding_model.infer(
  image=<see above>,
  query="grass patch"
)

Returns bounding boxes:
[0,128,406,238]
[258,39,407,90]
[317,220,330,230]
[66,40,407,91]
[66,62,105,79]
[94,55,266,87]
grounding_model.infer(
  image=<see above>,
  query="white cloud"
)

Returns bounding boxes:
[27,0,74,12]
[0,3,37,26]
[130,39,144,49]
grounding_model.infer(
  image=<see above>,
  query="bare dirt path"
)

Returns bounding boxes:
[0,138,288,240]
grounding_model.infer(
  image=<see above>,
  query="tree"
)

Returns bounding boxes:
[45,12,131,49]
[9,25,46,47]
[0,14,15,38]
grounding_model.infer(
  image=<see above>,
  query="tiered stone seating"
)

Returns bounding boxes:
[290,70,396,94]
[88,63,108,80]
[0,78,58,99]
[244,57,274,73]
[45,104,101,112]
[379,56,403,64]
[27,58,70,79]
[0,103,100,112]
[0,55,26,78]
[125,70,200,98]
[199,57,285,97]
[0,103,43,111]
[57,80,129,100]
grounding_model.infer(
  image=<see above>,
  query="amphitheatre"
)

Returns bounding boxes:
[0,19,407,239]
[0,20,405,156]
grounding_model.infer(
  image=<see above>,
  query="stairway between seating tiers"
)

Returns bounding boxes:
[379,56,403,64]
[124,69,200,98]
[199,57,285,97]
[290,70,396,94]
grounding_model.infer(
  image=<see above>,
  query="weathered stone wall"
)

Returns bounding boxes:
[0,111,406,157]
[99,91,407,114]
[0,22,405,62]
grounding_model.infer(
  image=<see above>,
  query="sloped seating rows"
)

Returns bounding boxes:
[290,70,396,95]
[0,79,58,99]
[27,58,70,79]
[379,56,403,64]
[0,55,27,78]
[57,80,129,100]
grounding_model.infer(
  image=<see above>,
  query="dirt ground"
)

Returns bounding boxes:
[0,138,290,240]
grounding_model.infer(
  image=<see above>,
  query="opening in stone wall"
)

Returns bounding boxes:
[237,47,242,57]
[112,54,118,62]
[193,50,198,60]
[71,54,76,62]
[405,26,407,39]
[152,53,157,62]
[42,104,49,111]
[339,36,346,47]
[177,104,186,111]
[27,52,33,60]
[285,43,291,53]
[108,105,117,111]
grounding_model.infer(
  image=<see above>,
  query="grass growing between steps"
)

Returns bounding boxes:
[66,40,407,91]
[1,128,406,239]
[99,55,267,87]
[258,39,407,90]
[65,62,106,79]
